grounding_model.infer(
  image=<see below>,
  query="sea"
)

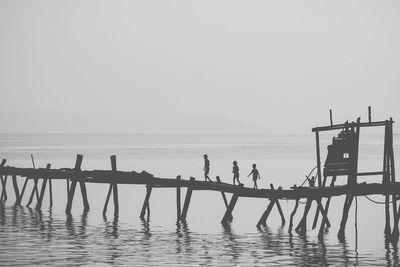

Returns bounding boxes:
[0,132,399,266]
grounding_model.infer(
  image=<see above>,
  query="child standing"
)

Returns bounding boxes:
[248,163,260,189]
[232,161,240,185]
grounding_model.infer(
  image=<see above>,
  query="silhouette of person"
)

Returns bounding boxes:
[203,154,212,182]
[248,163,260,189]
[232,161,240,185]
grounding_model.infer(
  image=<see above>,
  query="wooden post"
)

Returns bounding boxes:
[318,176,336,236]
[48,177,53,207]
[288,198,299,234]
[295,198,312,234]
[19,178,29,203]
[103,155,119,217]
[271,184,285,224]
[312,176,328,230]
[36,164,51,210]
[0,175,8,203]
[368,106,371,123]
[26,177,39,207]
[140,186,152,219]
[0,159,8,203]
[383,122,391,237]
[12,175,20,205]
[329,109,333,126]
[180,177,195,221]
[176,175,181,220]
[65,154,83,214]
[338,194,354,239]
[257,200,275,227]
[216,176,233,222]
[315,131,322,187]
[221,184,242,224]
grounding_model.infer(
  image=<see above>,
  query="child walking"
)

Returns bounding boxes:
[248,163,260,189]
[232,161,240,185]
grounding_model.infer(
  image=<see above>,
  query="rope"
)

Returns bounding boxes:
[299,165,318,187]
[363,195,393,204]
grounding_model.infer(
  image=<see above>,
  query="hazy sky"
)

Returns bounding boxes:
[0,1,399,134]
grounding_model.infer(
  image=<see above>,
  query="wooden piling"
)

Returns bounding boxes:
[103,155,119,217]
[330,109,333,126]
[176,175,181,220]
[318,176,336,236]
[36,164,51,210]
[216,176,232,221]
[315,131,322,187]
[338,194,354,239]
[140,186,152,219]
[0,175,8,202]
[295,198,312,234]
[19,178,29,204]
[48,177,53,207]
[12,175,21,205]
[271,185,285,224]
[180,177,195,221]
[257,200,275,228]
[221,184,242,224]
[288,198,299,234]
[26,177,39,207]
[0,160,7,203]
[65,154,83,214]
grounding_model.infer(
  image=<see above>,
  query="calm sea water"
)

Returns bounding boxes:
[0,133,399,266]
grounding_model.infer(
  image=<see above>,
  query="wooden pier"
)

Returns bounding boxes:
[0,110,399,240]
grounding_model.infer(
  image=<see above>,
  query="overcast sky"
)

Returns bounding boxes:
[0,1,399,134]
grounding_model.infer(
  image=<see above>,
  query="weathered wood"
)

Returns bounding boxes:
[140,186,152,219]
[288,198,299,234]
[295,198,312,234]
[12,175,20,205]
[257,200,274,227]
[221,184,242,224]
[0,160,6,203]
[176,175,181,220]
[103,155,118,217]
[315,131,322,187]
[36,164,51,209]
[338,194,354,239]
[368,106,371,123]
[216,176,232,221]
[312,120,389,132]
[0,175,8,202]
[48,177,53,207]
[180,177,195,221]
[383,122,391,237]
[312,176,328,230]
[19,178,29,203]
[318,176,336,236]
[65,154,83,214]
[271,184,285,224]
[330,109,333,126]
[26,177,39,207]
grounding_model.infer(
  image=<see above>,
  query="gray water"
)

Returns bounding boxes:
[0,133,399,266]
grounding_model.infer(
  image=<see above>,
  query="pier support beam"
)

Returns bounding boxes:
[65,155,89,213]
[26,177,39,207]
[140,186,152,220]
[257,185,285,227]
[36,164,51,209]
[288,198,299,234]
[216,176,232,221]
[0,159,7,203]
[180,177,195,221]
[338,194,354,239]
[103,155,119,218]
[176,175,181,220]
[221,184,243,224]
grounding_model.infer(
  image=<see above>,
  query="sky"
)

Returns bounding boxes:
[0,1,399,134]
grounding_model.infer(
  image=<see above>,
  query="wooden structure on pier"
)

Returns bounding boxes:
[0,109,398,240]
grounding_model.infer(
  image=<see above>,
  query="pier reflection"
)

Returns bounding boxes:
[0,204,399,266]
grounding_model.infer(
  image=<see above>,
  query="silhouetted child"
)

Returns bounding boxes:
[203,154,212,182]
[248,163,260,189]
[232,161,240,185]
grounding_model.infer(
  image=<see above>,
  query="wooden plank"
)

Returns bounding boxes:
[312,120,390,132]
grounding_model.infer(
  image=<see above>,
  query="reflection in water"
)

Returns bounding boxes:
[0,204,399,266]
